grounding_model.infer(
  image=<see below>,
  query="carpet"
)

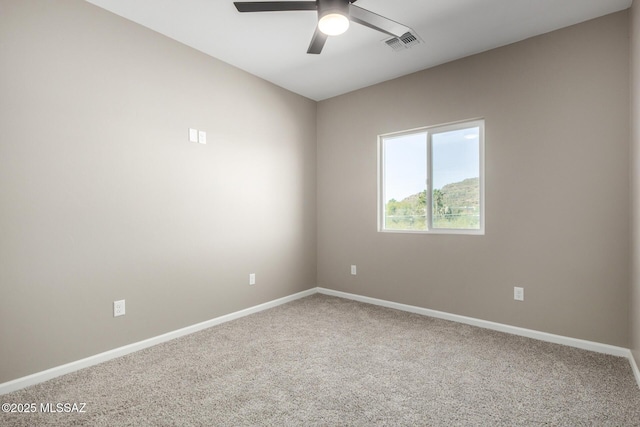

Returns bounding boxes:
[2,294,639,426]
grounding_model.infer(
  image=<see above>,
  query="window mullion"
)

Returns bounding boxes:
[426,132,432,231]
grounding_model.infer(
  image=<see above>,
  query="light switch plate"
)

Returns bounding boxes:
[189,128,198,143]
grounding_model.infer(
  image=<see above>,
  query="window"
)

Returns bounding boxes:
[378,119,484,234]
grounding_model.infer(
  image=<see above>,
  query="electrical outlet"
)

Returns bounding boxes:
[113,300,125,317]
[249,273,256,285]
[351,265,357,275]
[514,287,524,301]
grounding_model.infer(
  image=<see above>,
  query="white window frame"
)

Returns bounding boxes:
[378,119,485,235]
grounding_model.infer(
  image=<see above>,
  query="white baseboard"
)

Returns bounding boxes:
[317,287,640,389]
[0,288,316,396]
[630,351,640,389]
[3,286,638,394]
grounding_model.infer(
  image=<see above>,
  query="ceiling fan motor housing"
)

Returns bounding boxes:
[318,0,350,20]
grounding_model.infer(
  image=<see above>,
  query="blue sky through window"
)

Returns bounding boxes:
[384,132,426,203]
[384,127,479,203]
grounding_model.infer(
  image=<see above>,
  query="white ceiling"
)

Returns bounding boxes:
[85,0,632,101]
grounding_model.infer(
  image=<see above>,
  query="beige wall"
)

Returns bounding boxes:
[631,0,640,368]
[0,0,317,383]
[317,12,630,347]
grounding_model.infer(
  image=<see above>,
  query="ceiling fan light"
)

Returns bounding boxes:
[318,13,350,36]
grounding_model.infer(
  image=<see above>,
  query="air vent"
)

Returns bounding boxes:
[384,31,422,52]
[385,37,406,52]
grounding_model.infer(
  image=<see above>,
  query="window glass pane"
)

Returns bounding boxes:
[383,133,427,231]
[431,126,480,229]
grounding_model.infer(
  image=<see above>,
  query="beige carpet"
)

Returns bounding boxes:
[2,294,640,426]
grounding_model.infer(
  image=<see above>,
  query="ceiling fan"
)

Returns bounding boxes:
[233,0,414,54]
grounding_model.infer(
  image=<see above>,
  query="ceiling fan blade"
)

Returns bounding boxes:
[307,26,328,54]
[234,1,317,12]
[348,4,412,38]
